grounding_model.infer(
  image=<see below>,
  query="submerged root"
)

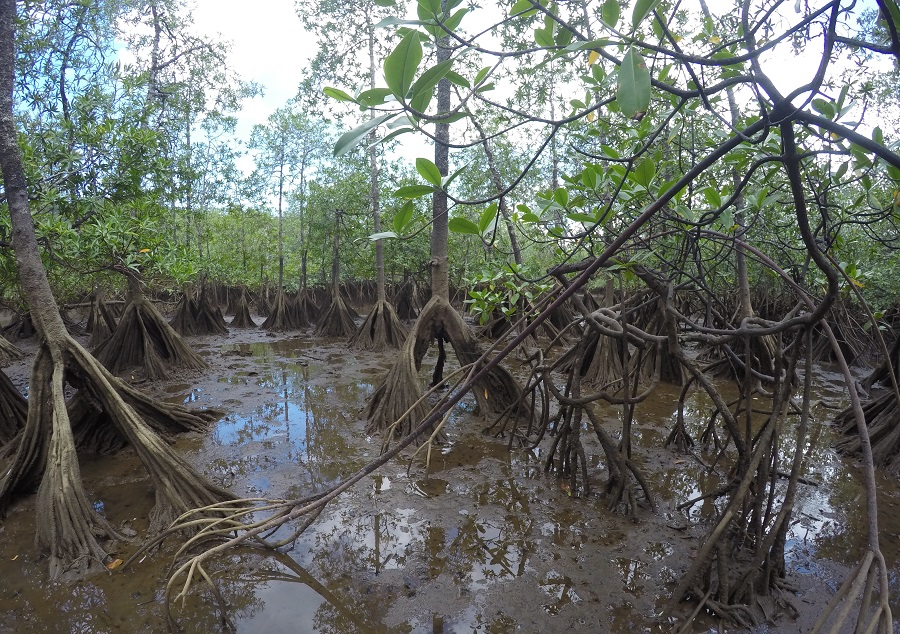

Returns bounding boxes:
[349,299,406,351]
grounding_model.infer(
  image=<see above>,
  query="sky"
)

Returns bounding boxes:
[189,1,316,148]
[181,0,859,180]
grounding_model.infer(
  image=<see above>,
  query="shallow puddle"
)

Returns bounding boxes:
[1,337,898,633]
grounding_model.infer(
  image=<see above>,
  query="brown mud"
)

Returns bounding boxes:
[0,317,898,633]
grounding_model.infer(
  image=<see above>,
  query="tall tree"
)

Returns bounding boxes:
[363,1,526,438]
[0,0,233,579]
[249,101,326,330]
[300,0,406,349]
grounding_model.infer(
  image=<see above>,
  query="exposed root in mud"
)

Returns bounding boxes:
[291,287,319,326]
[532,312,655,514]
[262,290,297,331]
[2,312,34,339]
[95,281,206,380]
[366,296,523,438]
[169,293,200,336]
[193,287,229,336]
[0,369,26,445]
[230,288,256,328]
[0,333,23,364]
[170,287,229,336]
[349,299,406,351]
[86,291,117,349]
[670,329,804,627]
[0,336,232,579]
[835,389,900,473]
[314,286,357,339]
[395,276,419,321]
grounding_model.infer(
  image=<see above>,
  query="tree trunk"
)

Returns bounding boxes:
[0,0,233,578]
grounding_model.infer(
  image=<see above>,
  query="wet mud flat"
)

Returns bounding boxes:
[0,325,898,633]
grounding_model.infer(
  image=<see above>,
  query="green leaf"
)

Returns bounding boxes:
[394,201,414,233]
[703,186,722,208]
[377,127,415,145]
[565,38,614,51]
[479,203,498,233]
[409,59,454,112]
[356,87,394,108]
[334,113,396,156]
[417,0,441,20]
[323,87,355,102]
[581,167,598,190]
[632,157,656,188]
[449,217,481,234]
[601,145,620,158]
[811,98,836,119]
[553,187,569,207]
[442,8,468,32]
[873,126,884,145]
[445,70,470,88]
[442,161,469,188]
[616,47,651,119]
[534,26,555,47]
[567,212,596,223]
[384,31,423,99]
[374,16,424,29]
[474,66,491,86]
[439,111,470,124]
[881,0,900,38]
[834,162,848,181]
[369,231,399,241]
[395,184,438,198]
[373,0,396,6]
[601,0,620,26]
[510,0,538,17]
[416,157,443,187]
[658,178,685,200]
[719,209,733,230]
[631,0,662,29]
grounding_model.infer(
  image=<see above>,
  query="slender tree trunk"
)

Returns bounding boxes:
[331,210,341,294]
[431,5,451,301]
[277,140,285,289]
[368,14,387,304]
[472,118,522,265]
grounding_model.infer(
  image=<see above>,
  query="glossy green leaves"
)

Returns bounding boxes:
[617,47,651,119]
[631,0,662,29]
[384,31,422,99]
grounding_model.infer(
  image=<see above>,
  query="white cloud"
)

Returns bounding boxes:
[191,0,315,135]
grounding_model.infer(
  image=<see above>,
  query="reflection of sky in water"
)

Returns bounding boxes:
[633,367,900,612]
[186,341,374,490]
[202,342,900,629]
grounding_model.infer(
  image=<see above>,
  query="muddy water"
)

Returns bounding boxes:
[0,332,898,633]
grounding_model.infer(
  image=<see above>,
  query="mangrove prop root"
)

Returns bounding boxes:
[349,299,405,351]
[95,297,206,380]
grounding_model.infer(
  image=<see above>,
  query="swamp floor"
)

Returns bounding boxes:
[0,315,898,633]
